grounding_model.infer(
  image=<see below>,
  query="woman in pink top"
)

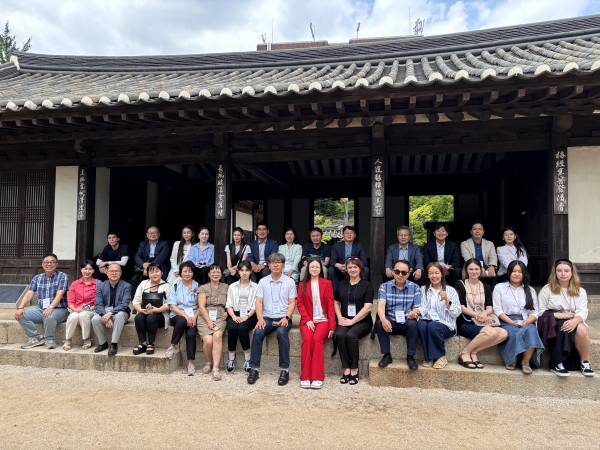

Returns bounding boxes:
[64,260,99,350]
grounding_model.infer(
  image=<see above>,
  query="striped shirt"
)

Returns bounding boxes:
[28,271,69,309]
[419,285,461,331]
[378,279,421,322]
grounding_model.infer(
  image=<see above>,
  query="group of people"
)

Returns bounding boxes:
[13,220,594,388]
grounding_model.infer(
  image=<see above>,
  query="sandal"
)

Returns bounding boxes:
[81,340,92,350]
[146,343,155,355]
[340,373,350,384]
[433,356,448,369]
[423,360,434,368]
[348,370,359,385]
[506,361,517,371]
[202,362,212,374]
[470,353,484,369]
[458,352,476,369]
[522,362,532,375]
[212,368,222,381]
[133,344,147,355]
[63,341,71,351]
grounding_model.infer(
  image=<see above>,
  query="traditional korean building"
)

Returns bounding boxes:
[1,14,600,292]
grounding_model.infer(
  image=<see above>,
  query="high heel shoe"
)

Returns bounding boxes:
[349,369,359,385]
[340,373,350,384]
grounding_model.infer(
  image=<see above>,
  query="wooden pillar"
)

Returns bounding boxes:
[370,123,386,290]
[213,131,231,268]
[75,140,96,269]
[548,116,571,269]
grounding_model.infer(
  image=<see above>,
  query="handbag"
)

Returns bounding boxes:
[553,310,572,320]
[141,282,167,308]
[223,244,247,277]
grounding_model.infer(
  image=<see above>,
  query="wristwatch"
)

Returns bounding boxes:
[49,305,55,309]
[285,315,292,321]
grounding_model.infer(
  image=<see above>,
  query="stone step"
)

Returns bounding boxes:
[0,343,181,374]
[368,359,600,399]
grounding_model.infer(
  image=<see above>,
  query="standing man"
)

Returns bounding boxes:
[384,226,424,285]
[14,253,69,349]
[131,226,170,293]
[460,221,498,287]
[423,223,461,287]
[247,221,278,283]
[328,226,369,293]
[96,231,129,280]
[376,260,421,370]
[299,227,331,280]
[92,263,131,356]
[247,253,297,386]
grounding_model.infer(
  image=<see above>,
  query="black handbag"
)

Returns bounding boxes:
[142,292,164,308]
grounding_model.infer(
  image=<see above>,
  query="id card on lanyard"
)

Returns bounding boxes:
[395,310,406,324]
[41,298,51,309]
[239,305,248,317]
[313,302,320,317]
[208,308,218,322]
[347,283,358,317]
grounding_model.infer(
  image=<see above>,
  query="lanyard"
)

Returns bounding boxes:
[347,282,358,306]
[560,289,575,312]
[208,283,220,307]
[508,285,523,310]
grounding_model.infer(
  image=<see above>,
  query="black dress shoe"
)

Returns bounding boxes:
[94,342,109,353]
[108,343,118,356]
[378,353,393,368]
[278,370,289,386]
[247,368,259,384]
[407,355,418,370]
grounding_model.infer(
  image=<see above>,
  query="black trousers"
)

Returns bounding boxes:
[225,274,239,285]
[134,313,165,344]
[194,266,210,285]
[250,267,271,283]
[336,320,372,369]
[226,312,258,351]
[170,315,197,361]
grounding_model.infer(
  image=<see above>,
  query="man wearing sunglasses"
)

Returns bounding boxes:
[376,260,421,370]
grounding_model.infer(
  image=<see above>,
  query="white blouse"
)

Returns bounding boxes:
[496,245,529,276]
[538,284,588,322]
[492,282,538,319]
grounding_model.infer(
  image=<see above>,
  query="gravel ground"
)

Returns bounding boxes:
[0,365,598,450]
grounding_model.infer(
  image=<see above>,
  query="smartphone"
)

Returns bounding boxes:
[516,319,523,327]
[83,305,91,311]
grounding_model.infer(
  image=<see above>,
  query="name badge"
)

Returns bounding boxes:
[105,306,114,313]
[347,304,356,317]
[313,304,319,317]
[429,309,440,321]
[395,310,406,324]
[239,306,248,317]
[184,307,194,317]
[41,298,51,309]
[284,262,292,272]
[272,301,281,315]
[208,309,218,322]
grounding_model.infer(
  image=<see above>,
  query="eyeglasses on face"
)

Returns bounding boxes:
[42,260,57,265]
[393,269,409,276]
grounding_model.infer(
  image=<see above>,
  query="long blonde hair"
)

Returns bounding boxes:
[548,259,580,296]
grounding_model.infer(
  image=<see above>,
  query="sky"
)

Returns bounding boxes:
[2,0,600,56]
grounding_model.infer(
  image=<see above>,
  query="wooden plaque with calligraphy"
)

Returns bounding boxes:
[371,158,385,217]
[553,149,568,214]
[215,163,227,219]
[77,167,87,221]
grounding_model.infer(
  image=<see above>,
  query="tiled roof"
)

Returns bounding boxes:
[1,14,600,114]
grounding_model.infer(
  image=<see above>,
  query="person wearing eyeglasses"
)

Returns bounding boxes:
[376,260,421,370]
[538,259,594,377]
[328,226,370,293]
[14,253,69,350]
[493,261,544,374]
[384,226,424,285]
[131,226,170,294]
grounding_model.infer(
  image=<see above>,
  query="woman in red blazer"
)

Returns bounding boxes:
[297,256,336,389]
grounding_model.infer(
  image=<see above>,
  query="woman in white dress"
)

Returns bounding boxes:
[167,225,196,284]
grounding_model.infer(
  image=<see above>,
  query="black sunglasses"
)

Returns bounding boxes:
[393,269,409,276]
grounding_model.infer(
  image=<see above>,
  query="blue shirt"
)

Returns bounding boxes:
[473,239,487,269]
[378,279,421,322]
[344,244,352,259]
[256,274,297,319]
[149,242,157,258]
[167,278,200,318]
[188,242,215,265]
[28,271,69,309]
[301,243,331,260]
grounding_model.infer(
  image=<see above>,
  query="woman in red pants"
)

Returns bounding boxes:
[297,256,336,389]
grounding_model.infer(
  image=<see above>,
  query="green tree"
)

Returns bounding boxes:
[0,21,32,64]
[314,198,343,217]
[409,195,454,245]
[313,214,333,243]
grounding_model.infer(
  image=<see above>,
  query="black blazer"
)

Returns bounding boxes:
[134,239,170,279]
[422,239,460,270]
[330,241,368,267]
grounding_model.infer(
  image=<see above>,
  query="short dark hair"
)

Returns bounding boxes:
[310,227,323,235]
[79,259,95,269]
[282,227,299,245]
[343,226,356,233]
[393,259,411,270]
[107,231,119,238]
[147,262,163,273]
[179,260,196,274]
[255,221,269,231]
[432,223,449,233]
[43,253,58,261]
[147,225,159,232]
[471,220,485,230]
[232,227,244,237]
[208,263,222,273]
[238,261,252,271]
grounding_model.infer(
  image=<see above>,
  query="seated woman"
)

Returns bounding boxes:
[187,227,214,286]
[496,227,528,283]
[132,262,171,355]
[493,260,544,374]
[225,261,258,373]
[224,227,250,285]
[64,260,99,351]
[334,257,373,385]
[278,227,302,283]
[455,258,508,369]
[164,261,199,376]
[417,262,461,369]
[197,264,229,380]
[297,257,336,389]
[167,225,196,285]
[538,259,594,377]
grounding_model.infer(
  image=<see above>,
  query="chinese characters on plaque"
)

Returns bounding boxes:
[77,167,87,221]
[554,150,568,214]
[215,163,226,219]
[372,158,385,217]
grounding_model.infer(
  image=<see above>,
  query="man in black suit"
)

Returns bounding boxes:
[130,225,170,293]
[422,223,461,287]
[328,226,370,293]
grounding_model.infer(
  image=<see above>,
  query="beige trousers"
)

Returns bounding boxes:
[65,310,95,340]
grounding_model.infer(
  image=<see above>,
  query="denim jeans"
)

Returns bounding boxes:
[249,317,292,370]
[18,307,69,340]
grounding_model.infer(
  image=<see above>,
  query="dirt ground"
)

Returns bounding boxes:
[0,365,598,450]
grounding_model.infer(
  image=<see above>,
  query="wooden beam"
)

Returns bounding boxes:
[586,86,600,98]
[337,118,351,128]
[515,107,542,117]
[219,108,239,119]
[102,114,125,125]
[315,118,334,129]
[384,98,391,111]
[457,93,470,106]
[553,115,573,132]
[507,88,526,103]
[541,105,569,116]
[408,96,416,110]
[241,107,262,118]
[15,120,33,127]
[237,162,290,189]
[491,109,515,119]
[466,110,491,121]
[231,124,252,134]
[178,110,201,121]
[534,86,557,101]
[272,121,293,132]
[138,112,162,123]
[293,120,314,130]
[157,111,181,122]
[30,118,52,127]
[360,99,369,112]
[569,104,596,115]
[361,116,375,127]
[427,112,439,124]
[311,103,323,115]
[232,147,370,164]
[0,120,18,128]
[85,115,104,125]
[382,115,394,126]
[433,94,443,108]
[264,105,280,117]
[120,113,144,124]
[482,91,499,105]
[251,122,272,133]
[335,101,345,113]
[559,85,584,100]
[405,114,416,125]
[288,104,301,116]
[198,109,220,120]
[445,112,464,122]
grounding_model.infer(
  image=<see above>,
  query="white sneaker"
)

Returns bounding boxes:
[164,346,175,360]
[227,357,236,373]
[187,362,196,376]
[311,380,323,389]
[300,380,311,389]
[581,361,595,377]
[243,360,251,372]
[551,363,570,377]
